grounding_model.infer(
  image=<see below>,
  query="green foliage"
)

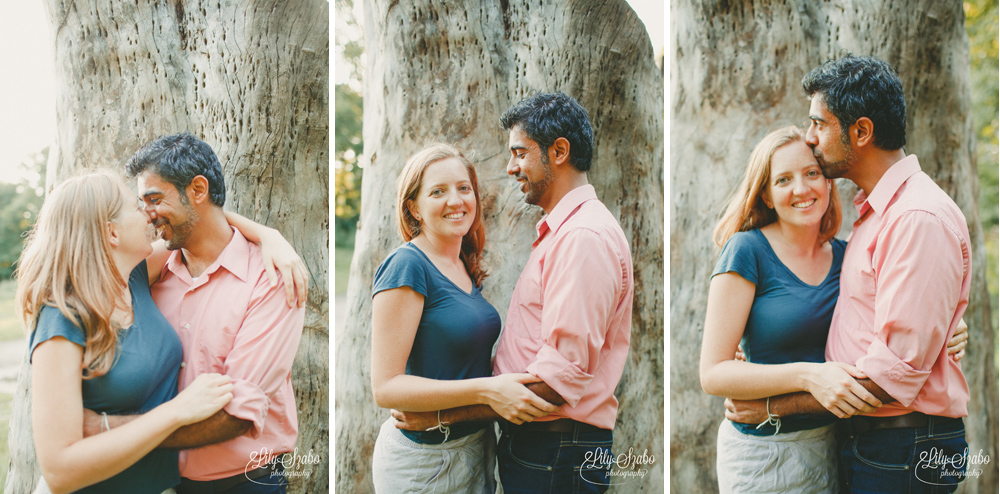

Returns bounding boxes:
[335,84,363,248]
[0,149,47,279]
[0,279,23,341]
[334,0,365,249]
[966,0,999,232]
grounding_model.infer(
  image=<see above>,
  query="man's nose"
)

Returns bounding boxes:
[506,158,517,176]
[805,127,818,146]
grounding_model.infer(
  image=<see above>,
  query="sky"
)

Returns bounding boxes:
[0,1,663,184]
[0,3,54,184]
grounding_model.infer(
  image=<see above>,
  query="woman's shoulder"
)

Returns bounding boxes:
[373,243,434,296]
[721,229,767,254]
[31,305,87,352]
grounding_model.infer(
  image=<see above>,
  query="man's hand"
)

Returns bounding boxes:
[724,398,769,424]
[391,409,439,431]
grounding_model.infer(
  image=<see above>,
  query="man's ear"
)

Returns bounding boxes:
[852,117,875,147]
[550,137,571,167]
[187,175,211,205]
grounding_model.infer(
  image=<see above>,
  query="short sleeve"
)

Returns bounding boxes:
[712,231,760,284]
[29,305,86,363]
[372,245,430,298]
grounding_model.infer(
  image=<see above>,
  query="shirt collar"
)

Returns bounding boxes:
[165,226,250,283]
[854,154,921,217]
[535,184,597,242]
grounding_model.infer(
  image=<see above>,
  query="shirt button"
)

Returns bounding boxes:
[180,362,186,368]
[184,324,191,329]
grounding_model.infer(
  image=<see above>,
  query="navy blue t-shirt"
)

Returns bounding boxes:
[713,229,846,435]
[372,243,502,444]
[29,261,183,493]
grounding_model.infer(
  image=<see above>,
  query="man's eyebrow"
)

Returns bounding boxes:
[509,145,528,152]
[809,114,827,123]
[141,189,164,199]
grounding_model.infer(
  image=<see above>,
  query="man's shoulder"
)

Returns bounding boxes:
[561,198,627,239]
[890,172,968,229]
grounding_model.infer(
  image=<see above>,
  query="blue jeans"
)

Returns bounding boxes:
[840,416,967,493]
[497,424,613,494]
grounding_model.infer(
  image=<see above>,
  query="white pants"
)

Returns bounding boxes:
[372,418,496,494]
[716,420,838,494]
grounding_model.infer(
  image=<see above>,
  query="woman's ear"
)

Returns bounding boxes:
[106,221,121,248]
[760,192,773,209]
[407,200,421,222]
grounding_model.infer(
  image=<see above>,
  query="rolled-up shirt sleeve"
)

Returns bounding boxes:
[221,274,305,438]
[856,211,968,407]
[525,228,625,407]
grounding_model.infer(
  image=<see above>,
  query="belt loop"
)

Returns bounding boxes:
[572,420,579,442]
[928,415,935,438]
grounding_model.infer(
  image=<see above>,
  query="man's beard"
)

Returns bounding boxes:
[522,154,555,206]
[156,202,200,250]
[816,130,857,179]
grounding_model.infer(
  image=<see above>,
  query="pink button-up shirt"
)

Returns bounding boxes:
[151,228,305,480]
[826,156,970,418]
[494,185,633,429]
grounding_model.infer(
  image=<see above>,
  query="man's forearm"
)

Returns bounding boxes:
[158,410,252,449]
[441,404,500,425]
[771,379,895,418]
[86,409,252,449]
[444,381,565,424]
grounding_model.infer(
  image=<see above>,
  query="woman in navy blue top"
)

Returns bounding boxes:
[17,173,236,494]
[699,127,883,493]
[369,144,557,493]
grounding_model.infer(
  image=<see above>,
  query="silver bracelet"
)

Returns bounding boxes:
[755,397,781,435]
[101,412,110,432]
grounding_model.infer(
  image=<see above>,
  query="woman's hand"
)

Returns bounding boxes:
[259,228,309,308]
[802,362,882,418]
[167,373,234,426]
[948,318,968,361]
[483,373,559,424]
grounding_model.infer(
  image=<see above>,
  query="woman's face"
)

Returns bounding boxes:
[409,157,477,241]
[113,190,156,260]
[764,140,831,229]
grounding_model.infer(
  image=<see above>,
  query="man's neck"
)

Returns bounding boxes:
[849,148,908,196]
[179,208,234,278]
[540,173,590,215]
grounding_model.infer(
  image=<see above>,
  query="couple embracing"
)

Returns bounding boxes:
[369,92,635,494]
[701,55,973,493]
[20,133,308,494]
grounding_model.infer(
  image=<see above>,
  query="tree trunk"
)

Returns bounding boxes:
[5,2,329,493]
[670,1,997,492]
[335,0,664,491]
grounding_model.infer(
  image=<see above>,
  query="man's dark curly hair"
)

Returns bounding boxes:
[500,92,594,172]
[802,54,906,150]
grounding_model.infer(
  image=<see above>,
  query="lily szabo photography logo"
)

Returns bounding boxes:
[915,447,990,485]
[581,447,657,486]
[244,447,323,484]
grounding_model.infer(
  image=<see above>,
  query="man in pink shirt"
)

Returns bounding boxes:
[393,92,634,493]
[727,56,971,492]
[96,132,305,493]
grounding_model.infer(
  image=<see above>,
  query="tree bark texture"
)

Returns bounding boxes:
[670,1,997,492]
[336,0,664,491]
[5,2,329,493]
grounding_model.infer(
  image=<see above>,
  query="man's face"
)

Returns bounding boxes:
[805,95,858,179]
[506,125,555,211]
[137,170,200,250]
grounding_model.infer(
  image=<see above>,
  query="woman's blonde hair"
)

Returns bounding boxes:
[713,126,842,247]
[396,143,488,287]
[16,171,133,378]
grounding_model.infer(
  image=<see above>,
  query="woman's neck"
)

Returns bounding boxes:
[411,233,464,262]
[764,221,825,257]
